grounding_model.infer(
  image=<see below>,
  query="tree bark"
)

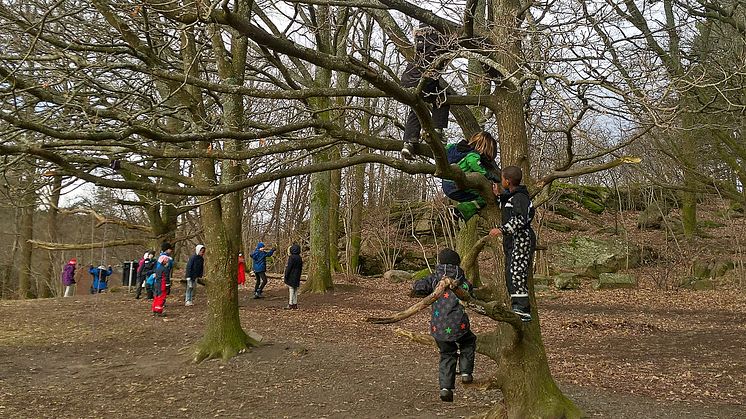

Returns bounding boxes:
[43,175,63,298]
[18,184,35,299]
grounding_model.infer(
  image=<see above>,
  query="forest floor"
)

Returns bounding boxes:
[0,275,745,418]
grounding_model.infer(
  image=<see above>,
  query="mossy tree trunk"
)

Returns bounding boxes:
[192,14,258,362]
[303,4,335,292]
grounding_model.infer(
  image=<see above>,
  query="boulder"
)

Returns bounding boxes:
[554,273,581,290]
[680,278,716,291]
[637,201,668,230]
[552,236,651,278]
[593,273,636,290]
[383,270,413,283]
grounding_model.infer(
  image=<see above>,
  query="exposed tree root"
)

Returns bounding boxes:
[192,331,261,363]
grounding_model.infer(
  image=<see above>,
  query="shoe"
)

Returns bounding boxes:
[257,291,264,299]
[292,304,298,310]
[512,305,532,322]
[461,373,473,384]
[448,207,464,224]
[284,305,293,310]
[185,301,193,306]
[253,292,260,299]
[401,142,416,160]
[439,388,453,402]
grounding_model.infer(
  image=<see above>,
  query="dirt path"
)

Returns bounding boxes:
[0,278,744,418]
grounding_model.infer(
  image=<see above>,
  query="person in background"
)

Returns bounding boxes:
[283,243,303,310]
[237,252,246,290]
[152,242,174,317]
[250,241,275,299]
[135,251,155,300]
[184,244,205,306]
[89,264,112,294]
[61,258,77,297]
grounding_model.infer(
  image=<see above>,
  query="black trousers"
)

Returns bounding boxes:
[254,271,268,293]
[436,330,477,390]
[403,78,449,142]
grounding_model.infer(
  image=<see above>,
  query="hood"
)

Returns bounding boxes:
[256,242,265,250]
[68,258,77,265]
[289,243,301,255]
[446,140,475,164]
[195,244,205,255]
[142,252,150,260]
[98,265,106,270]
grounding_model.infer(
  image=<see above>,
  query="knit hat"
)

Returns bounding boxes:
[195,244,205,255]
[437,248,461,266]
[161,242,173,252]
[68,258,77,265]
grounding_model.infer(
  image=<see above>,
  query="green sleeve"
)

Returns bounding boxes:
[462,152,487,175]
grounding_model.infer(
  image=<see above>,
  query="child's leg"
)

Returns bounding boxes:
[403,109,421,143]
[446,188,486,221]
[290,286,298,305]
[254,272,262,293]
[507,231,534,314]
[435,339,458,390]
[457,331,477,377]
[257,272,268,293]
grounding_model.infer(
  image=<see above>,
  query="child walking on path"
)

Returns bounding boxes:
[152,242,174,317]
[489,166,536,322]
[251,242,275,299]
[283,243,303,310]
[184,244,205,306]
[411,248,476,402]
[61,258,77,297]
[442,131,501,221]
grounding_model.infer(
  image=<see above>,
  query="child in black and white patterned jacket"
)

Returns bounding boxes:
[490,166,536,322]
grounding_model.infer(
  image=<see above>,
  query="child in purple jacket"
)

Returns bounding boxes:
[61,258,77,297]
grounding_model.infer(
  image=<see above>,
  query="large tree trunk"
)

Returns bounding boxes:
[43,175,63,298]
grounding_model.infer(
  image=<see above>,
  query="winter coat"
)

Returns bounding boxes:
[185,245,205,279]
[411,263,473,342]
[61,263,76,286]
[283,244,303,288]
[250,242,275,273]
[498,185,535,236]
[137,258,156,283]
[89,266,112,291]
[153,253,174,288]
[441,141,500,195]
[237,255,246,284]
[401,27,447,87]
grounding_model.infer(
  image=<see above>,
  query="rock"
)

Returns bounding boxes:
[680,278,716,290]
[554,273,581,290]
[711,260,735,278]
[534,284,551,293]
[637,201,668,230]
[593,273,636,290]
[691,260,711,279]
[411,268,431,282]
[552,236,652,278]
[383,270,413,283]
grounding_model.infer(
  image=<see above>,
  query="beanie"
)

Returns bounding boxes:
[437,248,461,266]
[161,242,173,252]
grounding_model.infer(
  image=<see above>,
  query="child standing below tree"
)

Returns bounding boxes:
[184,244,205,306]
[134,251,155,300]
[442,131,501,221]
[89,264,112,294]
[251,242,275,299]
[283,243,303,310]
[489,165,536,322]
[61,258,77,297]
[237,252,246,290]
[411,248,476,403]
[152,242,174,317]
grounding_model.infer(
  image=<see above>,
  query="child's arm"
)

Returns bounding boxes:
[462,152,488,176]
[410,274,435,297]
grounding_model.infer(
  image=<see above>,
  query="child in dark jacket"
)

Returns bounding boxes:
[442,131,501,221]
[490,166,536,322]
[411,248,476,402]
[135,251,155,300]
[283,243,303,310]
[400,24,451,160]
[184,244,205,306]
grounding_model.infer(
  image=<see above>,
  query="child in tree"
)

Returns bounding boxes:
[442,130,501,221]
[489,165,535,322]
[184,244,205,306]
[152,242,174,317]
[250,242,275,299]
[283,243,303,310]
[400,24,451,160]
[411,248,476,402]
[61,258,77,297]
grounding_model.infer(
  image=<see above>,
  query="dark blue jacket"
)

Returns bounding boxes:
[411,264,473,342]
[89,266,112,291]
[250,242,275,273]
[283,244,303,288]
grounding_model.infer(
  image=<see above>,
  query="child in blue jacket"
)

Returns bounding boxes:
[89,265,112,294]
[251,242,275,299]
[411,248,476,402]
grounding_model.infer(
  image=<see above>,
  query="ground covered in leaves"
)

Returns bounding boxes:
[0,275,744,418]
